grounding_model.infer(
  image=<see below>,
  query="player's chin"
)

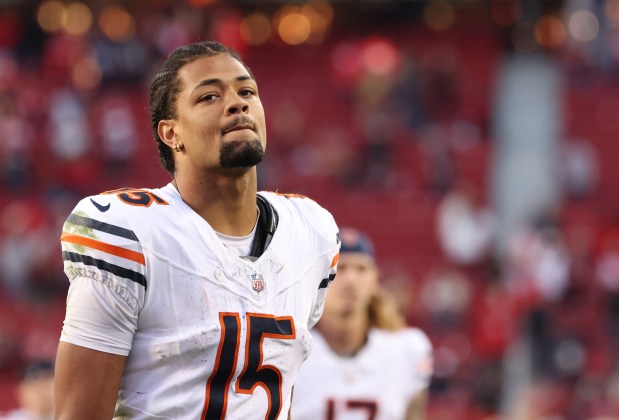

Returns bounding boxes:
[219,138,265,168]
[338,307,357,319]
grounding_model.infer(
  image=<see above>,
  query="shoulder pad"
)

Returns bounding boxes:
[61,192,147,289]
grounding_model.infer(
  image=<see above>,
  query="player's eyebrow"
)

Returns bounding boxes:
[192,75,254,93]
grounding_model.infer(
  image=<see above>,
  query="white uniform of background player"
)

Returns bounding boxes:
[59,185,339,420]
[292,228,432,420]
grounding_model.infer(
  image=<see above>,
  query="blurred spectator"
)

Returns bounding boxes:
[417,48,460,126]
[594,220,619,354]
[96,93,139,171]
[391,52,427,130]
[561,139,598,201]
[0,322,20,378]
[506,216,571,307]
[358,108,398,190]
[417,123,458,195]
[148,7,202,56]
[421,267,472,332]
[0,92,33,190]
[0,201,48,298]
[93,36,153,85]
[47,88,90,161]
[420,264,474,396]
[437,182,496,266]
[0,360,54,420]
[353,68,400,190]
[505,214,571,379]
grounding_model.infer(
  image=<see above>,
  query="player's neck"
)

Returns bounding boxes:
[173,170,258,236]
[319,311,370,357]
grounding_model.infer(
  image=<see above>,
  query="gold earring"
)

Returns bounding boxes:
[173,143,183,152]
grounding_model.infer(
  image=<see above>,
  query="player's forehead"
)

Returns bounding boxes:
[338,252,376,269]
[177,54,254,92]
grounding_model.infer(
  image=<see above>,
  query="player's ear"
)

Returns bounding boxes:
[158,119,178,148]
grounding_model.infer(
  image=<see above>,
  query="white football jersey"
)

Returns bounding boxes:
[292,328,432,420]
[59,184,340,420]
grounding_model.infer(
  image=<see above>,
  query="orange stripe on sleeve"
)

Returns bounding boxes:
[61,232,145,265]
[330,253,339,269]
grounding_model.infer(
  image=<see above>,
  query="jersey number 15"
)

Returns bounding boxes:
[202,312,295,420]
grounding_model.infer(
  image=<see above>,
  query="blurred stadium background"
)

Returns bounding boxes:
[0,0,618,418]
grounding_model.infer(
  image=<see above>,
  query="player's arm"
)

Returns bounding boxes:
[56,197,145,419]
[405,389,428,420]
[55,342,127,420]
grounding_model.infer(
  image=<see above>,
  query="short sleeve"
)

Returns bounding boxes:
[59,195,146,355]
[402,328,434,398]
[60,276,138,355]
[258,192,341,329]
[308,248,339,329]
[307,210,340,329]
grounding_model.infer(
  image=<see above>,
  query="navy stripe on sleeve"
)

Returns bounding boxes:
[66,214,138,241]
[318,273,337,289]
[62,251,147,289]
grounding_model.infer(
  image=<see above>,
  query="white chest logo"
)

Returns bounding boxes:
[250,273,265,294]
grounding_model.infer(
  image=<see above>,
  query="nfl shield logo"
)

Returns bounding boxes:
[250,273,265,294]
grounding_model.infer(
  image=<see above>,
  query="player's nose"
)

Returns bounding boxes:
[225,93,249,115]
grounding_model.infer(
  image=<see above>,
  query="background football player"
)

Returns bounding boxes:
[292,227,432,420]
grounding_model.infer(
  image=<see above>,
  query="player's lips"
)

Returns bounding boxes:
[222,120,256,135]
[224,126,253,134]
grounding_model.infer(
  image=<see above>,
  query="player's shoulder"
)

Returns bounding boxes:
[399,327,433,353]
[70,185,173,224]
[259,191,339,245]
[371,327,433,379]
[63,185,176,251]
[397,327,434,382]
[259,191,329,218]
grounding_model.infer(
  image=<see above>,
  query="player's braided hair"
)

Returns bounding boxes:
[149,41,254,174]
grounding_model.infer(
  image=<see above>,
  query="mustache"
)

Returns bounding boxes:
[221,116,257,134]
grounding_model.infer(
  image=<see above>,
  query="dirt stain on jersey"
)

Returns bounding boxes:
[62,210,97,253]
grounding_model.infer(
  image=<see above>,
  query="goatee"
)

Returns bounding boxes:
[219,139,265,168]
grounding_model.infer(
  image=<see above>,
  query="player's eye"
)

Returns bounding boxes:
[198,93,218,102]
[239,88,256,97]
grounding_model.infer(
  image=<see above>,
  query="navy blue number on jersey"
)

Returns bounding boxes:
[202,312,295,420]
[326,399,378,420]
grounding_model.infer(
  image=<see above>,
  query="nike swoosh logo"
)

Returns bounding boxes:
[90,198,111,212]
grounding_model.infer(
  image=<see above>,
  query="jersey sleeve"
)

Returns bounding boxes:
[59,195,146,356]
[307,245,339,329]
[402,328,434,398]
[298,198,341,329]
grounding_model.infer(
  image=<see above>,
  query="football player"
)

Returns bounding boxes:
[1,360,55,420]
[292,228,432,420]
[54,41,340,420]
